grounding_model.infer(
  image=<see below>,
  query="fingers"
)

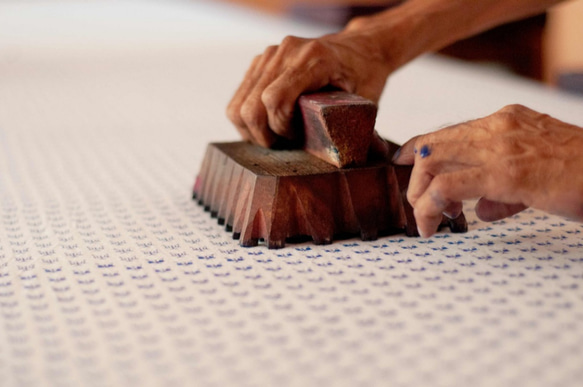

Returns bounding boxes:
[240,44,290,147]
[414,168,490,237]
[227,49,278,146]
[401,127,527,236]
[227,36,339,147]
[392,121,485,166]
[393,135,472,237]
[226,55,262,143]
[402,128,494,237]
[227,32,390,149]
[395,105,583,236]
[475,198,526,221]
[391,136,419,165]
[405,139,484,207]
[263,58,331,139]
[442,201,463,220]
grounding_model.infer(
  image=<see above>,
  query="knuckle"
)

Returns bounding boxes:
[260,87,282,111]
[263,45,279,58]
[226,103,241,125]
[261,91,290,132]
[262,86,290,113]
[346,16,368,31]
[280,35,303,50]
[413,146,437,171]
[493,104,535,130]
[407,187,419,207]
[499,104,528,115]
[240,99,263,130]
[492,111,520,132]
[428,178,450,204]
[250,53,263,66]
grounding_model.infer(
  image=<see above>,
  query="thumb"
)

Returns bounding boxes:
[392,136,420,165]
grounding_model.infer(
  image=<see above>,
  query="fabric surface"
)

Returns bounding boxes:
[1,2,583,387]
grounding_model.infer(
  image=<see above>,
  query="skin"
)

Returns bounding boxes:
[227,0,563,146]
[226,32,391,147]
[393,104,583,237]
[226,0,578,235]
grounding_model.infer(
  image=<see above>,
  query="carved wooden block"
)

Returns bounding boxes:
[193,91,466,248]
[193,142,467,249]
[298,91,377,168]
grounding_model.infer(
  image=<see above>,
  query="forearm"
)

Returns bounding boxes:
[226,0,566,147]
[343,0,564,72]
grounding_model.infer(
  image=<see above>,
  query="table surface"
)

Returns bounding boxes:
[1,1,583,387]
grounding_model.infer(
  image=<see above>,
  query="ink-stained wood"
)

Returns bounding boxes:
[298,91,377,168]
[193,141,467,248]
[194,91,466,248]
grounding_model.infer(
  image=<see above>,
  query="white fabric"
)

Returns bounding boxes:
[1,1,583,387]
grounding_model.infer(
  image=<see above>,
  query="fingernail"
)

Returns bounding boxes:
[419,145,431,158]
[443,209,462,219]
[391,147,401,162]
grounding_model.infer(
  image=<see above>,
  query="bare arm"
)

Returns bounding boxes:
[227,0,564,147]
[349,0,563,72]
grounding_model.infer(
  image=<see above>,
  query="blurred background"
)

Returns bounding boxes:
[2,0,582,92]
[224,0,583,94]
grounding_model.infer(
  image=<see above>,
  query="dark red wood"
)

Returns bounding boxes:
[193,91,466,248]
[298,91,377,168]
[193,142,467,248]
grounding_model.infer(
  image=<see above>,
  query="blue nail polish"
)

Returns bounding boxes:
[413,147,417,154]
[419,145,431,158]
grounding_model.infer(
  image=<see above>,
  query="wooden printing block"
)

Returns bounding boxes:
[298,91,377,168]
[193,141,467,249]
[193,90,466,248]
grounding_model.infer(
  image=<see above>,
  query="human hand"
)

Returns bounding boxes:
[393,104,583,237]
[226,25,392,147]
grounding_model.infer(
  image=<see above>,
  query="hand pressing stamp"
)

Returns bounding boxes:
[193,91,467,248]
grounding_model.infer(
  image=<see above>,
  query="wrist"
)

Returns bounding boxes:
[341,0,541,72]
[342,10,416,73]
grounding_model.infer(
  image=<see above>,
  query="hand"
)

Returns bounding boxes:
[393,104,583,237]
[226,0,566,149]
[226,25,392,147]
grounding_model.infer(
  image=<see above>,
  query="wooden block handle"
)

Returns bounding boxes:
[298,91,377,168]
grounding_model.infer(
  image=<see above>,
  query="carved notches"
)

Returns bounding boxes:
[193,142,419,249]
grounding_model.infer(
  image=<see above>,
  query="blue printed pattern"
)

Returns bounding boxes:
[0,128,582,387]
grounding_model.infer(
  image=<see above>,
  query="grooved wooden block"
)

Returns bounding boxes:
[193,142,467,248]
[298,91,377,168]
